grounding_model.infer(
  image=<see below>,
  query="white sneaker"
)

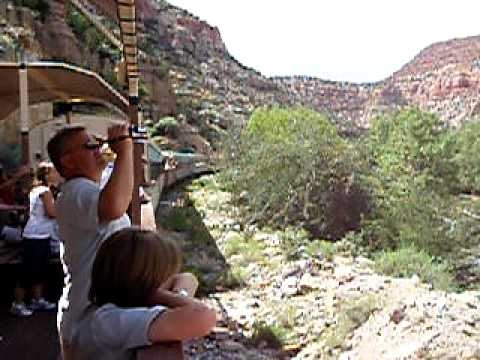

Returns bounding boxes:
[10,302,33,317]
[29,298,56,311]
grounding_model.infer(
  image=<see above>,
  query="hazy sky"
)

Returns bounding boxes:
[168,0,480,83]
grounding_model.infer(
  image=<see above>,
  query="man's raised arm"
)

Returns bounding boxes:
[98,124,134,223]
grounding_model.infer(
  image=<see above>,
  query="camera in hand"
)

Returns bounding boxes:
[104,125,148,145]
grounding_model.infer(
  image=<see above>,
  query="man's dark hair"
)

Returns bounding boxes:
[47,125,85,176]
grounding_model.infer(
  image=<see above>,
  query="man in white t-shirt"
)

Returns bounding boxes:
[47,124,133,360]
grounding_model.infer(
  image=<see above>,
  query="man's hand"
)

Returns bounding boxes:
[107,123,132,155]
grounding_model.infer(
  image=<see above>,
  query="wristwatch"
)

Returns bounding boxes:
[176,288,189,297]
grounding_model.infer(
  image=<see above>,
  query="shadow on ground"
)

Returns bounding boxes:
[156,179,293,359]
[0,261,62,360]
[156,180,233,296]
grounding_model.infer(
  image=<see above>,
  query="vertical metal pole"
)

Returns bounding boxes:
[129,77,142,225]
[19,62,30,166]
[65,102,73,124]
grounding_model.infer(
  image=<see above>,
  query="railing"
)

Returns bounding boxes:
[137,153,206,358]
[136,342,184,360]
[138,155,211,358]
[150,154,211,207]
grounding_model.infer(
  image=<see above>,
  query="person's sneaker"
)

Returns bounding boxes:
[10,302,33,317]
[29,298,56,311]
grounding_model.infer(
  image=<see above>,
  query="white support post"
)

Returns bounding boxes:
[19,63,30,166]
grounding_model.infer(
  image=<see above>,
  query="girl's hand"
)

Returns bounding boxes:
[169,273,199,297]
[161,273,199,296]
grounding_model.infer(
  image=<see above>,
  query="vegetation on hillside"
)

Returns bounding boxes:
[221,107,366,235]
[221,106,480,290]
[12,0,49,20]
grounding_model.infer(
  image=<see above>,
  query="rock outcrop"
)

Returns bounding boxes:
[35,0,81,62]
[3,0,480,146]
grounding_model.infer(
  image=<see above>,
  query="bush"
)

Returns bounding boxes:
[84,27,104,52]
[364,107,458,195]
[219,264,247,288]
[156,61,170,78]
[374,245,455,291]
[324,295,379,349]
[221,106,480,276]
[251,321,292,349]
[160,207,190,232]
[280,227,310,259]
[222,107,365,238]
[305,239,336,261]
[360,108,462,256]
[151,117,179,138]
[67,5,108,53]
[454,120,480,193]
[138,80,150,99]
[14,0,49,20]
[67,7,89,37]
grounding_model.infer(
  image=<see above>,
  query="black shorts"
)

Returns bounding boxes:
[22,237,51,286]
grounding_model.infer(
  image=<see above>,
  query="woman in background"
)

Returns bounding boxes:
[10,164,59,316]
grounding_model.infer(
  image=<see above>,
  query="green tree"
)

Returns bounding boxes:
[361,108,461,256]
[454,120,480,193]
[222,107,362,236]
[150,117,179,138]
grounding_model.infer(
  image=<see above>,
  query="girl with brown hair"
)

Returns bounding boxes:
[72,227,217,359]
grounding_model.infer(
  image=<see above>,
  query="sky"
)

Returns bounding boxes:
[167,0,480,83]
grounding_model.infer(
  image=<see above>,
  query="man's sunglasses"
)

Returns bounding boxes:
[62,141,102,156]
[63,135,133,157]
[83,142,103,150]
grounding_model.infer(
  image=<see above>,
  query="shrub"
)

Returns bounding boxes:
[220,264,247,288]
[151,117,179,138]
[156,61,170,78]
[224,235,266,266]
[280,227,310,259]
[67,7,89,37]
[67,5,108,53]
[84,27,104,52]
[14,0,49,20]
[222,107,366,238]
[305,239,335,261]
[454,120,480,193]
[360,108,462,256]
[324,295,379,349]
[102,68,119,89]
[160,207,190,232]
[374,245,455,291]
[251,321,293,349]
[138,79,150,99]
[364,107,458,195]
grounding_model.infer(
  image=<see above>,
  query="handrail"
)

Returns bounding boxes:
[136,342,184,360]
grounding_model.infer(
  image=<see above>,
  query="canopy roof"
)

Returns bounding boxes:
[0,62,129,121]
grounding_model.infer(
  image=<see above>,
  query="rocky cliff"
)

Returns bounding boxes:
[132,1,480,137]
[2,0,480,148]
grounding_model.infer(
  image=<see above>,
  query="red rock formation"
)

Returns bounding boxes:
[35,0,81,62]
[141,58,177,117]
